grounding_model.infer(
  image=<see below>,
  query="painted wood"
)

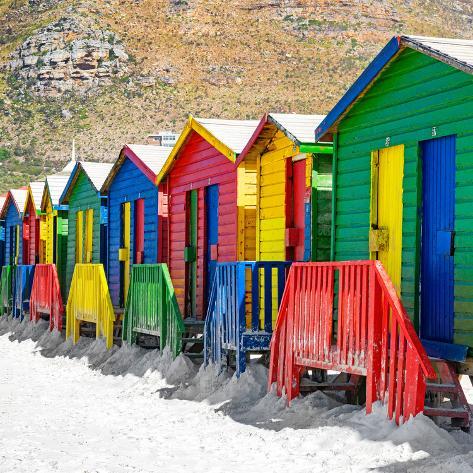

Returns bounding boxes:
[205,184,218,306]
[370,145,404,294]
[65,170,107,296]
[333,47,473,348]
[164,131,246,318]
[421,135,455,344]
[107,158,160,308]
[4,200,22,266]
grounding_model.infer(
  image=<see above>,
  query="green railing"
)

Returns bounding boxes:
[123,264,185,357]
[0,265,13,315]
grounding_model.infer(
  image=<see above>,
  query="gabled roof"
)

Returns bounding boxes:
[60,161,113,205]
[41,160,76,211]
[156,116,259,184]
[0,195,6,218]
[238,112,329,164]
[315,35,473,141]
[101,144,171,193]
[26,181,45,214]
[0,187,28,219]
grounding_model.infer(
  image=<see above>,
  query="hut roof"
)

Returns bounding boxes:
[237,113,328,164]
[28,181,45,213]
[60,161,113,205]
[101,144,171,193]
[156,116,258,184]
[0,187,28,218]
[315,35,473,141]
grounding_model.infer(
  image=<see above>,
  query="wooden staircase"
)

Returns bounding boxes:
[424,358,471,430]
[182,318,205,359]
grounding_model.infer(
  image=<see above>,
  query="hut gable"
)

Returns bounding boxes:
[321,35,473,352]
[61,161,113,295]
[104,145,170,307]
[158,116,258,318]
[1,188,28,265]
[238,113,330,263]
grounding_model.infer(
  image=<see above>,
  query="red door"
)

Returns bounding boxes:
[286,159,307,261]
[134,199,144,264]
[292,160,306,261]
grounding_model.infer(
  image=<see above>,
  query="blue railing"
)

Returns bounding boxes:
[204,261,291,376]
[12,265,35,320]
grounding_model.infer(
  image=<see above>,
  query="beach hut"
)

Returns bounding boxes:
[0,195,7,270]
[60,161,113,295]
[1,188,28,266]
[267,36,473,427]
[39,162,75,290]
[156,116,258,320]
[100,144,171,308]
[237,113,333,263]
[23,181,45,265]
[313,35,473,360]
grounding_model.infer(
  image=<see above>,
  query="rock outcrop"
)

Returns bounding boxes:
[5,16,128,97]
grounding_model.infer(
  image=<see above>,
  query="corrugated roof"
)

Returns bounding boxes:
[269,113,326,144]
[126,144,171,175]
[315,35,473,141]
[194,118,259,154]
[46,173,72,207]
[10,188,28,215]
[29,181,45,212]
[80,161,114,191]
[61,160,77,174]
[403,35,473,71]
[0,195,7,217]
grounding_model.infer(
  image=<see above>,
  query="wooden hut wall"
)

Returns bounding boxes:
[334,48,473,347]
[65,170,105,295]
[4,201,22,266]
[107,157,159,307]
[166,131,240,318]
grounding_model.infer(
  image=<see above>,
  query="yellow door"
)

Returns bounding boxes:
[85,209,94,263]
[370,145,404,294]
[15,225,20,265]
[45,209,54,264]
[121,202,131,304]
[76,211,83,263]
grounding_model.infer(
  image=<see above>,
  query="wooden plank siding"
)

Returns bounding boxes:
[334,48,473,347]
[4,201,22,266]
[257,131,294,261]
[165,131,249,318]
[107,158,159,307]
[65,171,105,296]
[23,198,39,265]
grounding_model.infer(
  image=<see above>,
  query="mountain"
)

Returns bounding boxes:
[0,0,472,191]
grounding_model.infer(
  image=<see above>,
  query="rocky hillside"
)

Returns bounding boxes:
[0,0,472,191]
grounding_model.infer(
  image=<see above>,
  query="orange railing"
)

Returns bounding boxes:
[30,264,64,331]
[268,260,436,424]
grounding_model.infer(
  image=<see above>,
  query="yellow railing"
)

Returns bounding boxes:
[66,264,115,349]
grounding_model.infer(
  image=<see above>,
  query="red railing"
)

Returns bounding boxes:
[268,260,436,424]
[30,264,64,331]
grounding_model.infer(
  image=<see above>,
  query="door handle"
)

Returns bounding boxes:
[450,231,455,257]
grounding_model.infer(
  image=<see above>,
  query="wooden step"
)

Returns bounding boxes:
[426,382,457,393]
[424,406,470,419]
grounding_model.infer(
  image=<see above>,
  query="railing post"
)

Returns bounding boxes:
[366,263,382,413]
[236,262,247,377]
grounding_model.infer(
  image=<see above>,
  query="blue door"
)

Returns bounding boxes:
[205,185,219,306]
[421,135,455,344]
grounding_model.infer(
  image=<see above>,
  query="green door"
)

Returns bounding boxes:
[185,190,198,318]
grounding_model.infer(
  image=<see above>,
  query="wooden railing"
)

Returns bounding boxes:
[0,265,12,315]
[66,264,115,349]
[12,265,35,320]
[30,264,64,331]
[122,264,185,358]
[204,261,291,376]
[268,261,436,424]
